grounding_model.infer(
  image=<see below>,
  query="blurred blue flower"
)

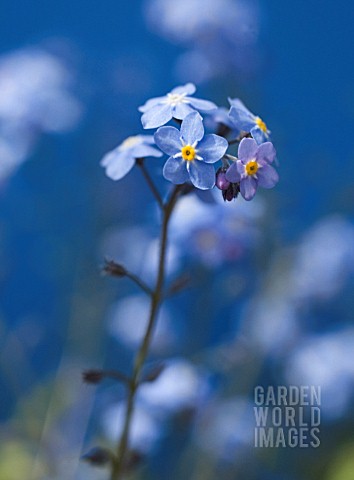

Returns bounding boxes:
[226,138,278,200]
[290,216,354,302]
[143,0,260,83]
[100,225,180,283]
[285,328,354,419]
[0,45,82,182]
[100,135,162,181]
[102,402,162,454]
[169,191,263,267]
[106,294,178,354]
[229,98,270,144]
[154,112,228,190]
[138,358,211,417]
[139,83,216,129]
[195,397,255,463]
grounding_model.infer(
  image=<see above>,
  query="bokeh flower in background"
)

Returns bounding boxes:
[169,191,263,267]
[290,215,354,302]
[285,328,354,419]
[143,0,260,83]
[138,359,211,417]
[102,402,162,454]
[0,45,82,183]
[195,397,255,464]
[106,294,178,354]
[99,225,180,283]
[101,358,211,455]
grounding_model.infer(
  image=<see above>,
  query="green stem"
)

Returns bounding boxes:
[110,185,182,479]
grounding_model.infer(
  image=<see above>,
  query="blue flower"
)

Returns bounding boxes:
[226,137,278,201]
[139,83,217,129]
[205,107,241,137]
[154,111,228,190]
[101,135,162,181]
[228,98,270,144]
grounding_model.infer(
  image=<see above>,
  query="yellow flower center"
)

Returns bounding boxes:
[255,116,268,133]
[181,145,196,161]
[245,160,259,176]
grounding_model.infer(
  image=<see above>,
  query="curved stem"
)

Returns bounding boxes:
[110,185,182,479]
[136,159,164,209]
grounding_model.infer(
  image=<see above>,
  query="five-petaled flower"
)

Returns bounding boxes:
[154,111,228,190]
[226,137,278,201]
[228,98,270,144]
[100,135,162,181]
[139,83,217,130]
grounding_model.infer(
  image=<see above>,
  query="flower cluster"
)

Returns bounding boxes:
[101,83,279,201]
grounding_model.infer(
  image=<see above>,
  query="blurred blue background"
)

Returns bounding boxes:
[1,1,354,479]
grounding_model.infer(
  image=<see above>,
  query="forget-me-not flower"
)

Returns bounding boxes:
[205,107,241,137]
[101,135,162,181]
[139,83,217,129]
[154,111,228,190]
[228,98,270,144]
[226,138,278,201]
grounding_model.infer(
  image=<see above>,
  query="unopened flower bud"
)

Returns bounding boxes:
[82,369,104,384]
[216,168,239,201]
[82,447,113,467]
[222,183,240,202]
[102,259,127,277]
[216,170,230,190]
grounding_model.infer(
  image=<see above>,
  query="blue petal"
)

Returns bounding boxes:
[187,97,217,111]
[197,134,228,163]
[229,104,255,132]
[171,83,196,95]
[250,126,268,145]
[238,137,258,161]
[138,96,167,113]
[257,164,279,188]
[173,102,194,120]
[187,161,215,190]
[154,126,182,156]
[139,135,155,144]
[181,111,204,145]
[163,156,189,184]
[228,98,252,111]
[130,144,163,158]
[240,176,257,201]
[207,107,238,131]
[101,149,135,181]
[225,162,241,183]
[256,141,276,164]
[141,103,172,129]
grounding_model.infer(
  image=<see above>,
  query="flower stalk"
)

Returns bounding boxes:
[110,184,183,480]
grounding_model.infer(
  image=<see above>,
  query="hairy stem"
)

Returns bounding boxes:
[110,185,182,479]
